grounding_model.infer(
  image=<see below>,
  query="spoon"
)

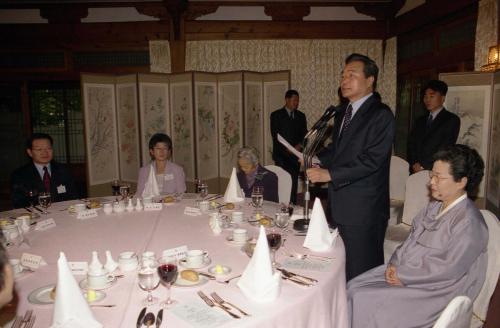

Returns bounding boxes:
[143,312,155,328]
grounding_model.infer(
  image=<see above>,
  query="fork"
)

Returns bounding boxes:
[216,274,242,284]
[197,291,240,319]
[25,315,36,328]
[210,292,250,316]
[17,309,32,328]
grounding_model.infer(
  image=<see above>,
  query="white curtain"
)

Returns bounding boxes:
[186,39,397,125]
[475,0,498,70]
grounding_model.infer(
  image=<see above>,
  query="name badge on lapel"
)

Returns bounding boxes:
[57,185,67,194]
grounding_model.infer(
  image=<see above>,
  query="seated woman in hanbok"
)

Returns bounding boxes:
[236,147,279,203]
[136,133,186,197]
[347,144,488,328]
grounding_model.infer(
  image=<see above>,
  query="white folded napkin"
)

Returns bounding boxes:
[142,164,160,198]
[51,252,102,328]
[303,198,338,252]
[237,225,281,303]
[223,167,245,203]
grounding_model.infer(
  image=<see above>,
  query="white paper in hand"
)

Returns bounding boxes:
[223,167,244,203]
[237,225,281,303]
[142,164,160,198]
[303,198,338,252]
[50,252,102,328]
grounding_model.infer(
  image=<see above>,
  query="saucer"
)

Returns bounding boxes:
[28,284,106,304]
[79,276,118,290]
[207,265,232,276]
[225,235,251,246]
[179,257,212,269]
[174,275,209,288]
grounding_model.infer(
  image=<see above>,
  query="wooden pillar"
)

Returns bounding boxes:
[170,40,186,73]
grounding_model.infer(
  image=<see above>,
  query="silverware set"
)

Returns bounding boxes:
[11,309,35,328]
[215,274,242,284]
[277,268,318,287]
[198,291,250,319]
[136,307,163,328]
[286,252,334,262]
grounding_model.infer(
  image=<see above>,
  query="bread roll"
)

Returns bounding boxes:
[163,196,175,203]
[180,269,199,282]
[50,286,57,300]
[225,202,235,210]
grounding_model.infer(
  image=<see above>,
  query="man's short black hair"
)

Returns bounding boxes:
[26,133,53,149]
[148,133,172,150]
[285,89,299,99]
[424,80,448,96]
[345,53,379,91]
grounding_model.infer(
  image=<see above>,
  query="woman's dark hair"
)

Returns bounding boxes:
[0,244,7,289]
[148,133,172,150]
[433,144,484,198]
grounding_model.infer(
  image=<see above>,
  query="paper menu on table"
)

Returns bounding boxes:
[171,300,231,328]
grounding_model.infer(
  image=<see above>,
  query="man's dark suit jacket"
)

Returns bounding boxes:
[237,165,279,203]
[407,108,460,170]
[318,95,395,227]
[270,107,308,172]
[10,161,79,209]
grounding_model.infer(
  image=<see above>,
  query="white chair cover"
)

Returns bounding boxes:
[389,156,409,225]
[433,296,473,328]
[264,165,292,204]
[470,210,500,327]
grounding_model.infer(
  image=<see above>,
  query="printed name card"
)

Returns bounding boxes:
[35,218,56,231]
[21,253,45,270]
[171,301,231,328]
[162,245,188,260]
[144,203,163,211]
[68,261,89,275]
[184,207,202,216]
[77,209,98,220]
[282,258,333,272]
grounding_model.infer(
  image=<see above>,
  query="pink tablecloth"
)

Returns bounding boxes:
[4,197,348,328]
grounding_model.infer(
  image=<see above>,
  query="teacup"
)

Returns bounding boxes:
[118,251,139,271]
[185,249,209,268]
[232,228,248,243]
[103,203,113,215]
[198,200,210,212]
[231,211,244,223]
[113,201,124,213]
[9,259,22,275]
[87,271,114,289]
[74,203,87,213]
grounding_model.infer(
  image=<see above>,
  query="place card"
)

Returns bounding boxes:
[162,245,188,260]
[184,207,202,216]
[21,253,45,270]
[35,218,56,231]
[144,203,163,211]
[68,261,88,275]
[77,209,98,220]
[171,300,231,328]
[281,258,333,272]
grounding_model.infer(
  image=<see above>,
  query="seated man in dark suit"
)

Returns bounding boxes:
[408,79,460,173]
[10,133,78,209]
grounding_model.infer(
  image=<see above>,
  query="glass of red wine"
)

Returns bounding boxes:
[266,229,282,267]
[157,256,178,308]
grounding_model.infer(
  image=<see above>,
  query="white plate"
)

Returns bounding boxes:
[225,235,251,246]
[179,257,212,269]
[28,284,106,304]
[79,276,118,290]
[174,275,209,288]
[207,265,232,276]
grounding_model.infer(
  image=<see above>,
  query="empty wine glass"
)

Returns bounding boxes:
[251,186,264,214]
[275,212,290,232]
[199,183,208,200]
[38,191,51,216]
[138,257,160,306]
[111,180,121,197]
[266,229,282,267]
[26,189,38,209]
[157,256,178,308]
[119,184,130,200]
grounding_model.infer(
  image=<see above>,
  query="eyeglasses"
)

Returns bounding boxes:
[429,172,452,182]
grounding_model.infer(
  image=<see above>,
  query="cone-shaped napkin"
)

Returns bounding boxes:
[237,225,281,303]
[223,167,245,203]
[142,164,160,198]
[303,198,338,252]
[51,252,102,328]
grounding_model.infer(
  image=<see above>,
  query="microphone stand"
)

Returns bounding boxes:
[293,108,337,232]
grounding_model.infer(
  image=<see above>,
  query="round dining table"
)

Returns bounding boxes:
[4,195,348,328]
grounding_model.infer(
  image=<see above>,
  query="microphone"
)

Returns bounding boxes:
[308,105,339,132]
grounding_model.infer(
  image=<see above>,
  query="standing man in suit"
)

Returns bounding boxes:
[10,133,78,208]
[307,53,395,281]
[408,80,460,173]
[270,89,308,204]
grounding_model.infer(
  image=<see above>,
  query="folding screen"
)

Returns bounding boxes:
[243,72,264,163]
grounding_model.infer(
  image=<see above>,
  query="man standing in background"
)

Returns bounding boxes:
[270,89,308,204]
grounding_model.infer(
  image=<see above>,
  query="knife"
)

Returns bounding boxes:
[24,207,33,213]
[197,272,216,280]
[137,307,146,328]
[156,309,163,328]
[33,206,43,213]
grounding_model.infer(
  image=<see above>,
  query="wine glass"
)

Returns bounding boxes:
[111,180,121,197]
[157,256,178,308]
[119,184,130,201]
[138,257,160,306]
[26,189,39,209]
[38,191,51,216]
[251,186,264,214]
[266,229,282,267]
[275,212,290,232]
[199,183,208,200]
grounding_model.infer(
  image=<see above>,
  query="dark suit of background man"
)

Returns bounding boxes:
[408,80,460,173]
[307,54,395,281]
[10,133,78,209]
[270,89,308,204]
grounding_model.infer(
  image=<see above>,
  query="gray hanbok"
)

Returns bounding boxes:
[347,196,488,328]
